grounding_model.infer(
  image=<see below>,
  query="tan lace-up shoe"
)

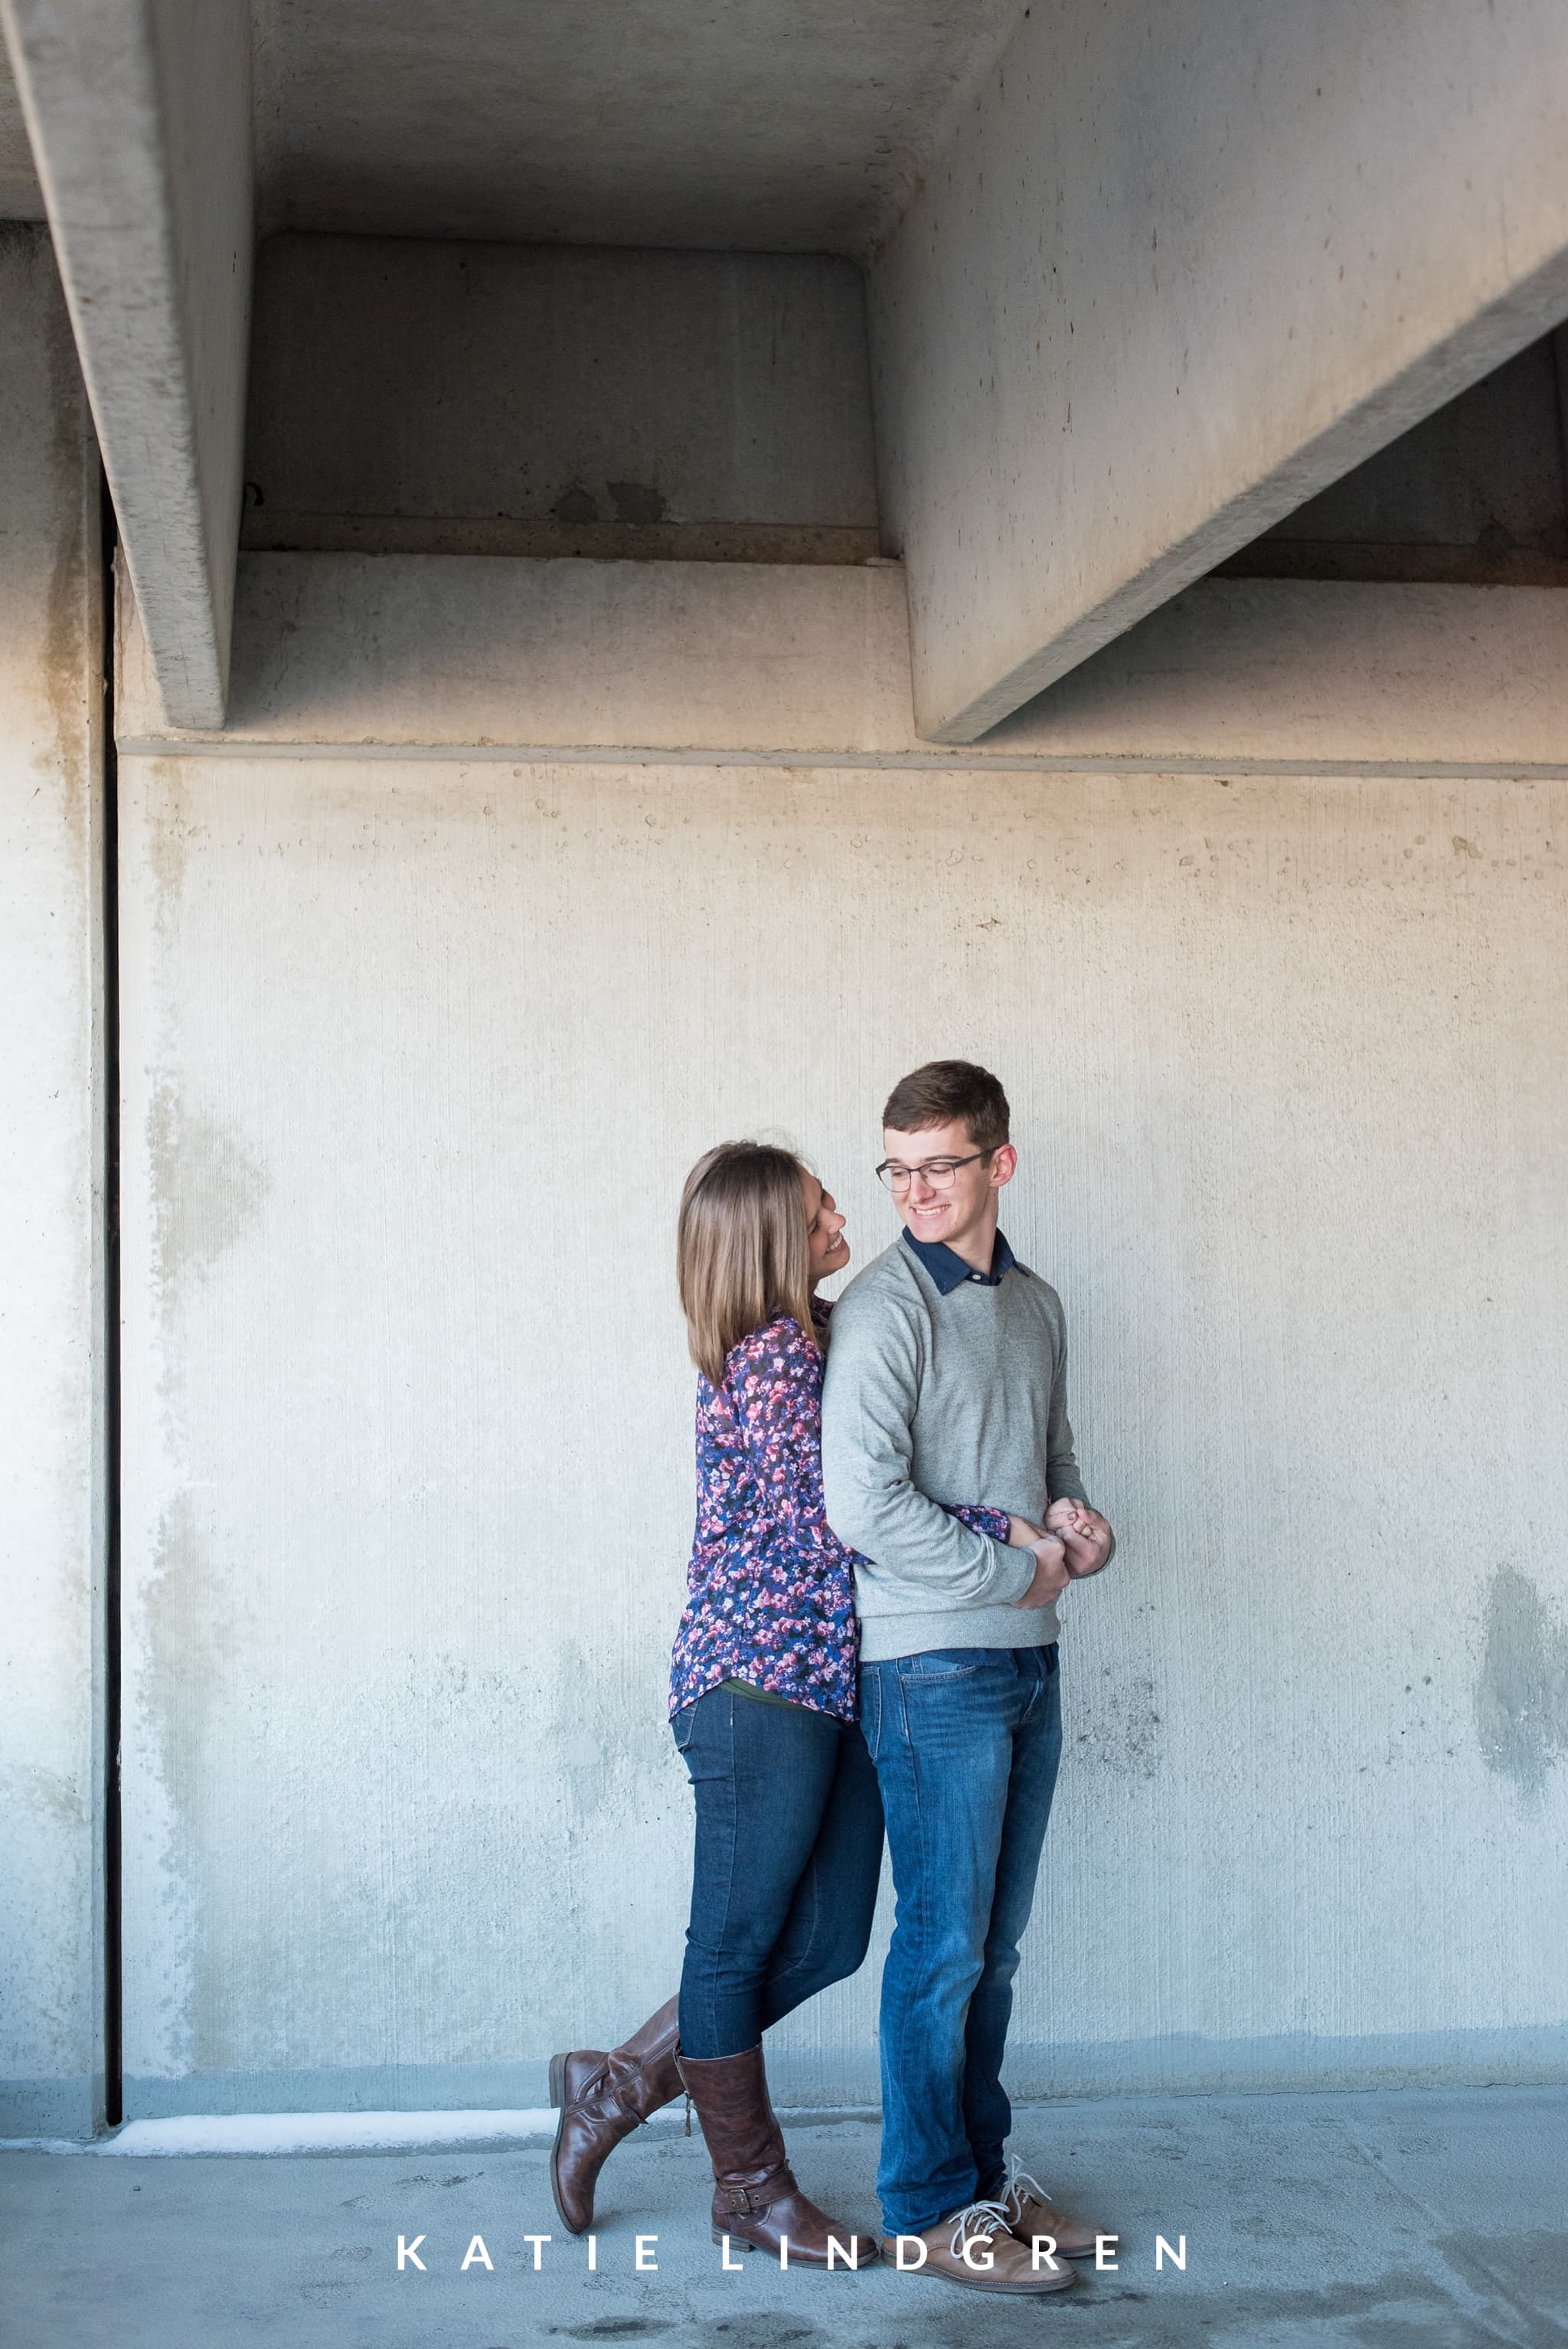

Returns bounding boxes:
[998,2157,1103,2259]
[880,2198,1077,2295]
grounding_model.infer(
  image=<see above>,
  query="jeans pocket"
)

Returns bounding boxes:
[671,1704,698,1754]
[903,1647,987,1679]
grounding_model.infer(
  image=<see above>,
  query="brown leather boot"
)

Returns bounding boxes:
[676,2044,877,2268]
[548,1996,682,2233]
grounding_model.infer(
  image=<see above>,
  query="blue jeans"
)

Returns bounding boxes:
[859,1645,1062,2233]
[671,1685,885,2059]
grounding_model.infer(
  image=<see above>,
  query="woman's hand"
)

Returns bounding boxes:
[1011,1523,1070,1609]
[1045,1497,1113,1578]
[1007,1512,1044,1547]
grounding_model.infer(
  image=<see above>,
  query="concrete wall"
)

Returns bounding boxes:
[1220,335,1568,586]
[244,237,877,563]
[0,224,104,2137]
[1259,337,1568,555]
[0,38,43,217]
[871,0,1568,738]
[113,551,1566,2115]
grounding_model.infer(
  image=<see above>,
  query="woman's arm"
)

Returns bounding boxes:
[731,1320,841,1554]
[736,1324,1040,1577]
[943,1502,1012,1547]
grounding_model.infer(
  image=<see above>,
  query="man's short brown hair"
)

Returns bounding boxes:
[881,1060,1011,1154]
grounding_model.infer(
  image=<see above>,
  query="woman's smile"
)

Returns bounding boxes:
[805,1174,851,1284]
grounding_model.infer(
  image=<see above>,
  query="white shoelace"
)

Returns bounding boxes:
[1002,2155,1057,2221]
[946,2197,1013,2259]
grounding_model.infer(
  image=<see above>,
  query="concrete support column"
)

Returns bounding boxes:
[1,0,253,727]
[0,224,107,2138]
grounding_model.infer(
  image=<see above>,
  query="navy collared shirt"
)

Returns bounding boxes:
[901,1224,1018,1295]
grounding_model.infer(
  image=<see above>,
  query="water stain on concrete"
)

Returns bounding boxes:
[607,481,668,526]
[133,1482,242,2076]
[544,2324,676,2341]
[551,480,601,524]
[1475,1567,1568,1796]
[2,1760,87,1833]
[39,232,93,836]
[1439,2226,1568,2316]
[1073,1666,1163,1780]
[138,760,198,909]
[146,1081,268,1294]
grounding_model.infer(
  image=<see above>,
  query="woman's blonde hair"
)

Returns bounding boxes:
[677,1142,817,1387]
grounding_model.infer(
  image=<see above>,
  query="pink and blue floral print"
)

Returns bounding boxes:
[669,1305,1011,1722]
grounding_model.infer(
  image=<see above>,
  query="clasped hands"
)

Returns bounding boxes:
[1006,1498,1113,1609]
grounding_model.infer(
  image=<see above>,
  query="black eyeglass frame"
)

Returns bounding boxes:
[874,1148,995,1192]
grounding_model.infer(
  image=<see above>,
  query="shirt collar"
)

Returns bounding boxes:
[901,1224,1017,1295]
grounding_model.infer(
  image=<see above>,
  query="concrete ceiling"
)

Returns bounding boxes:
[4,5,1027,251]
[253,0,1028,255]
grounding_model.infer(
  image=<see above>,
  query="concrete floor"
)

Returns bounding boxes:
[4,2085,1564,2347]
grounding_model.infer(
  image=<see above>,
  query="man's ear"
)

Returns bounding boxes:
[991,1143,1018,1188]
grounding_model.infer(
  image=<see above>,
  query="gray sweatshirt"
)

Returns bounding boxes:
[820,1234,1095,1662]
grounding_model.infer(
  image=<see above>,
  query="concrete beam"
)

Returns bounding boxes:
[116,552,1568,779]
[117,554,921,760]
[1,0,252,726]
[872,0,1568,741]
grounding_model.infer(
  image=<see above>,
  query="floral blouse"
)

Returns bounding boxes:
[668,1304,1011,1723]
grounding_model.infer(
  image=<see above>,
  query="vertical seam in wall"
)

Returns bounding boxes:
[100,470,123,2132]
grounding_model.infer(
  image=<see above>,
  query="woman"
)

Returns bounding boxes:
[550,1142,1015,2264]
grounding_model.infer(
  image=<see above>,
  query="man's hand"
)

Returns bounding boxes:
[1008,1518,1071,1609]
[1046,1498,1113,1578]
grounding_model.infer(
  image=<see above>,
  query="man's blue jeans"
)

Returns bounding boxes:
[858,1644,1062,2234]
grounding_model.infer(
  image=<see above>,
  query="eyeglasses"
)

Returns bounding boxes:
[875,1151,993,1193]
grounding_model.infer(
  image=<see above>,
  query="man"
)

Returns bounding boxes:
[821,1058,1114,2297]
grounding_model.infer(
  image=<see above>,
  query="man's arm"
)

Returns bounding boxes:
[1044,1324,1116,1571]
[820,1290,1038,1612]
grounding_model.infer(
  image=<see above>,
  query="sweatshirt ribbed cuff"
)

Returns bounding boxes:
[987,1537,1039,1607]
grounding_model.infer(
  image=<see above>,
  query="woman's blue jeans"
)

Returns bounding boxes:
[859,1643,1062,2233]
[671,1684,885,2060]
